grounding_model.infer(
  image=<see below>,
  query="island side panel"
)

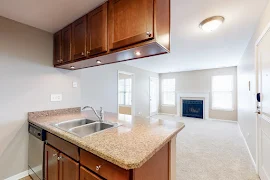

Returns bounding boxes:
[132,142,169,180]
[169,136,177,180]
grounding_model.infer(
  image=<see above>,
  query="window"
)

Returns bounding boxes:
[212,75,233,110]
[118,78,132,106]
[162,79,175,106]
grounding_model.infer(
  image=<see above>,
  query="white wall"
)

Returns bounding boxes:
[238,1,270,162]
[81,63,159,117]
[0,17,82,179]
[159,67,238,121]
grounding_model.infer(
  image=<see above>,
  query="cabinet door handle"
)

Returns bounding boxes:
[57,156,63,161]
[146,31,151,37]
[96,165,102,171]
[81,52,84,56]
[53,153,57,157]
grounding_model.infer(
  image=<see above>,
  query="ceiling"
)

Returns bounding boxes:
[124,0,269,73]
[0,0,268,73]
[0,0,107,33]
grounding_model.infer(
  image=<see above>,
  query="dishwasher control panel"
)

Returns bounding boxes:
[29,123,46,141]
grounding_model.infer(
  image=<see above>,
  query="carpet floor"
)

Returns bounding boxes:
[152,115,259,180]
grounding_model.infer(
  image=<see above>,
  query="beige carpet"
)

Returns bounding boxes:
[152,115,260,180]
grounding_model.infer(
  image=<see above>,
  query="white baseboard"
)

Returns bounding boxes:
[157,113,177,116]
[238,123,257,169]
[4,170,28,180]
[208,118,238,123]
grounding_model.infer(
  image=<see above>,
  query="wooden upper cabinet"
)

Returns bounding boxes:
[72,16,87,60]
[62,25,72,62]
[109,0,154,50]
[87,2,108,56]
[54,0,170,70]
[54,31,62,65]
[59,153,79,180]
[45,145,59,180]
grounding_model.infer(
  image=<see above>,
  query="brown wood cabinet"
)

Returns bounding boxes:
[59,153,79,180]
[46,132,79,161]
[45,132,170,180]
[45,144,59,180]
[61,25,72,62]
[45,144,79,180]
[53,0,170,70]
[72,16,87,60]
[80,166,103,180]
[53,31,62,65]
[80,149,130,180]
[108,0,154,50]
[87,2,108,56]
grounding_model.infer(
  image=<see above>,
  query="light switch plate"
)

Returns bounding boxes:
[73,82,78,88]
[51,94,62,102]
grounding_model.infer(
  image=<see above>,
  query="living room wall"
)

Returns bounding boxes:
[159,67,237,121]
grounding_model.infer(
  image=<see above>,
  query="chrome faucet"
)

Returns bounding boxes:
[82,106,104,122]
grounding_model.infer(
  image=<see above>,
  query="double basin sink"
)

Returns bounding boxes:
[52,119,120,137]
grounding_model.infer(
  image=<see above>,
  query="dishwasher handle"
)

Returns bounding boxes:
[29,123,46,141]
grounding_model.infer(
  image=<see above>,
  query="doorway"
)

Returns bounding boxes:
[118,71,134,115]
[150,77,159,116]
[256,25,270,180]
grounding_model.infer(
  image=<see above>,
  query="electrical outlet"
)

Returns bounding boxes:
[51,94,62,102]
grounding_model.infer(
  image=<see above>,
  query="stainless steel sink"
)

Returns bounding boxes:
[52,119,120,137]
[69,122,117,137]
[52,119,96,131]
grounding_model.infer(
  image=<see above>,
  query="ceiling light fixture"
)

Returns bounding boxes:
[199,16,225,32]
[70,66,75,69]
[135,51,141,56]
[96,60,102,64]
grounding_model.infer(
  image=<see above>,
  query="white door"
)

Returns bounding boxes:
[150,77,159,116]
[257,29,270,180]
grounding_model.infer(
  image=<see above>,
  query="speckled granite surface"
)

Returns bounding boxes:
[28,108,185,170]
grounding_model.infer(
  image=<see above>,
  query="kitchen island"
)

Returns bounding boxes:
[28,107,185,180]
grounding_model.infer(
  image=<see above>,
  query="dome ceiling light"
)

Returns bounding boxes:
[199,16,225,32]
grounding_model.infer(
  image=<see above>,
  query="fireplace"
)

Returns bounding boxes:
[182,100,204,119]
[177,93,209,119]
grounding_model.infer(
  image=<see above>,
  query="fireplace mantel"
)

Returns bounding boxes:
[176,92,210,119]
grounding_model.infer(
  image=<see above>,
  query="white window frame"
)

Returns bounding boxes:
[211,75,234,111]
[161,78,176,106]
[118,78,132,106]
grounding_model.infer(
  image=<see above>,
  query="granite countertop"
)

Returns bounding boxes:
[28,108,185,170]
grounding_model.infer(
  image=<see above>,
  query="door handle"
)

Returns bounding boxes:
[257,93,261,102]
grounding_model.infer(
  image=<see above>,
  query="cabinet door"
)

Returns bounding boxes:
[59,153,79,180]
[45,145,59,180]
[62,25,72,62]
[54,31,62,65]
[80,166,103,180]
[72,16,87,60]
[87,2,108,56]
[109,0,154,50]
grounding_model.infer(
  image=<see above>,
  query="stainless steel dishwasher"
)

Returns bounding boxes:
[28,123,46,180]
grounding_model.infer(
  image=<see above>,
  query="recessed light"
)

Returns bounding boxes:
[135,51,141,56]
[96,60,102,64]
[199,16,225,32]
[70,66,75,69]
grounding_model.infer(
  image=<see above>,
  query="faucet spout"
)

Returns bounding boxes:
[82,106,104,122]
